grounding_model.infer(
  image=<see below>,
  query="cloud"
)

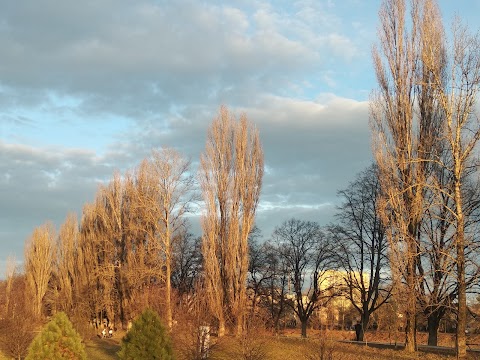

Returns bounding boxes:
[0,1,367,120]
[0,141,117,257]
[0,0,379,270]
[104,93,373,235]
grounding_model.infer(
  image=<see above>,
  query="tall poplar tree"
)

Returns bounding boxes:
[200,106,264,336]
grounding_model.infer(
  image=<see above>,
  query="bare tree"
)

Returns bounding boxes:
[415,157,480,346]
[24,222,56,318]
[78,201,111,331]
[331,164,391,341]
[3,256,16,316]
[263,241,290,334]
[421,18,480,357]
[0,274,37,360]
[274,218,335,338]
[248,238,290,334]
[91,165,164,328]
[96,174,127,328]
[172,230,202,299]
[200,106,264,336]
[149,147,196,329]
[73,150,194,331]
[370,0,444,351]
[55,213,80,314]
[247,228,270,318]
[417,162,458,346]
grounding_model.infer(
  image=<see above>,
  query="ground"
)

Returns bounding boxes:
[2,330,480,359]
[85,329,480,360]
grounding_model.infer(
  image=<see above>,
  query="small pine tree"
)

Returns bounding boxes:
[118,308,174,360]
[26,311,87,360]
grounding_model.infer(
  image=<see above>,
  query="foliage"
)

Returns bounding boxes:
[25,311,87,360]
[118,308,174,360]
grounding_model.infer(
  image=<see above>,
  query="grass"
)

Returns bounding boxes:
[206,335,459,360]
[3,330,478,359]
[85,337,120,360]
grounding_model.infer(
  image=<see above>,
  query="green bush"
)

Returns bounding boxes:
[118,308,174,360]
[26,312,86,360]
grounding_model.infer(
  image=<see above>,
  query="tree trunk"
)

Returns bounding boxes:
[455,170,467,358]
[301,319,308,338]
[456,218,467,358]
[404,239,417,353]
[405,312,416,352]
[166,254,172,329]
[236,316,244,337]
[166,222,172,330]
[358,313,370,342]
[427,313,440,346]
[457,265,467,358]
[218,317,225,337]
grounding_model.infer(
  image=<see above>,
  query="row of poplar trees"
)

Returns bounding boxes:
[10,105,263,340]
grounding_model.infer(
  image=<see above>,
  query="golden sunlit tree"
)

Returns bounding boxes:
[149,148,195,329]
[372,0,480,356]
[24,222,56,318]
[55,213,80,314]
[370,0,444,352]
[421,16,480,358]
[200,106,264,336]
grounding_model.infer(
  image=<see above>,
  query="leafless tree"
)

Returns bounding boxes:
[274,218,335,338]
[3,256,16,316]
[24,222,56,318]
[149,147,196,329]
[248,237,290,334]
[263,241,290,334]
[247,228,270,318]
[73,150,195,330]
[416,156,480,346]
[370,0,444,351]
[95,174,128,328]
[172,230,202,299]
[55,213,80,314]
[0,274,37,360]
[417,161,457,346]
[331,164,391,341]
[200,106,264,336]
[77,201,110,330]
[422,18,480,357]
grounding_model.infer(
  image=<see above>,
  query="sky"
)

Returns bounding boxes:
[1,0,479,276]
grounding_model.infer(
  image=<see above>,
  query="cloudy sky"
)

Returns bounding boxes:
[1,0,478,275]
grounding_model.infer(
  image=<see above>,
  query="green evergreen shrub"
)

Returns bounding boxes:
[26,311,87,360]
[118,308,174,360]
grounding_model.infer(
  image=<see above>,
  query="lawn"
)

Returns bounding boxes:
[83,330,472,360]
[205,335,458,360]
[85,337,120,360]
[3,330,476,359]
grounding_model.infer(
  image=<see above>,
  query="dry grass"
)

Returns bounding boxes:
[3,329,478,360]
[206,335,460,360]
